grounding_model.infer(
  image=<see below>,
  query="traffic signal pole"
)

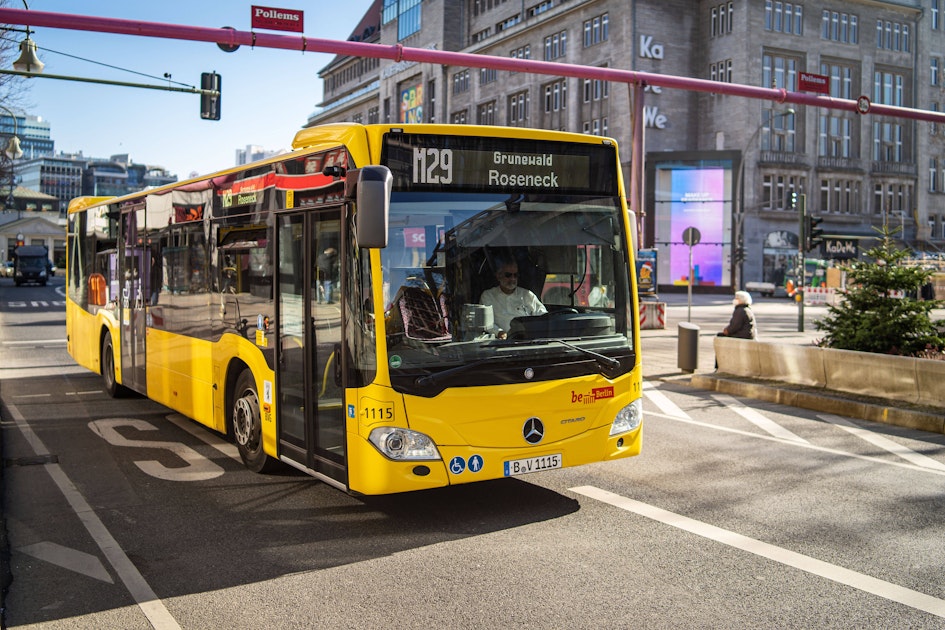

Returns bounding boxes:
[797,193,806,332]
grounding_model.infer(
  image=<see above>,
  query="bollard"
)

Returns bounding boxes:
[677,322,700,373]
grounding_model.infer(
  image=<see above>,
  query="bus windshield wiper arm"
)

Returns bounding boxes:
[415,357,500,387]
[544,339,621,372]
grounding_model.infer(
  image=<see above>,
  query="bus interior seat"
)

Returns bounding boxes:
[396,286,450,341]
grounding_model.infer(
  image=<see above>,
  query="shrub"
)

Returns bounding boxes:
[815,226,944,356]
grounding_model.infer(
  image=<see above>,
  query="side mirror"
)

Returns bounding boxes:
[349,166,391,249]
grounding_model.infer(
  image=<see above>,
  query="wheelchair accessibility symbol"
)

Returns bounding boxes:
[449,455,484,475]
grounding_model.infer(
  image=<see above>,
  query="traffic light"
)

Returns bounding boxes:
[200,72,221,120]
[733,246,745,264]
[805,215,824,251]
[790,191,798,209]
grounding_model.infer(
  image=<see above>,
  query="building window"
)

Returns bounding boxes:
[710,60,733,83]
[509,45,530,74]
[452,70,470,94]
[873,70,906,107]
[872,121,904,162]
[712,3,734,37]
[935,0,941,31]
[480,67,497,85]
[450,110,467,124]
[761,108,795,152]
[762,52,798,92]
[368,107,379,124]
[821,61,854,99]
[765,1,802,35]
[543,79,567,112]
[427,79,436,124]
[821,10,858,44]
[496,14,521,33]
[472,27,492,43]
[583,78,609,103]
[528,1,553,18]
[383,0,422,40]
[934,58,941,87]
[583,13,608,47]
[873,182,912,217]
[762,174,807,210]
[544,30,567,61]
[508,90,529,126]
[876,20,910,52]
[477,101,496,125]
[818,115,852,158]
[819,177,861,214]
[930,158,938,193]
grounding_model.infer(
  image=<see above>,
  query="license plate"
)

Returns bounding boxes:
[503,453,562,477]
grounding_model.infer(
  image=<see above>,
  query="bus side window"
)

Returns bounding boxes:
[89,273,107,307]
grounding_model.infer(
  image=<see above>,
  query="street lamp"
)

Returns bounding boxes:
[10,1,44,74]
[0,105,24,214]
[733,107,795,289]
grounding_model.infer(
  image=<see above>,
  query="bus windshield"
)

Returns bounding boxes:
[380,191,633,393]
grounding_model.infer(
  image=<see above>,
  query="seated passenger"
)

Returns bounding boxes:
[479,260,547,336]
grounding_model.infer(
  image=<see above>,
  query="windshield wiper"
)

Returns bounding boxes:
[544,338,622,373]
[414,356,503,388]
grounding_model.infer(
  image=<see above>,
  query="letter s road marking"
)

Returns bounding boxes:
[89,418,224,481]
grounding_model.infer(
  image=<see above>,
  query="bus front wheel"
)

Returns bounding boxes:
[232,370,275,473]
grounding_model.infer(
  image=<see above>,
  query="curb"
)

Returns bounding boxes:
[689,373,945,435]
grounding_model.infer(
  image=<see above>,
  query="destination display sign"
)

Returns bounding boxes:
[381,133,618,195]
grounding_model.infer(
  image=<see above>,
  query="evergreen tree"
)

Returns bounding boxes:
[816,226,944,355]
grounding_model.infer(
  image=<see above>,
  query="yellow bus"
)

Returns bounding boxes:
[66,123,643,495]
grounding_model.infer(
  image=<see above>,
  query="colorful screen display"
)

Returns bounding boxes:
[668,168,725,286]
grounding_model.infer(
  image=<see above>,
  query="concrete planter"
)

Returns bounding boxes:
[714,336,945,408]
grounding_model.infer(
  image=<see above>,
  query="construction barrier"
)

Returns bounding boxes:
[640,301,666,329]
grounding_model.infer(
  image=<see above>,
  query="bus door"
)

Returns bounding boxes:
[119,206,147,393]
[276,208,346,486]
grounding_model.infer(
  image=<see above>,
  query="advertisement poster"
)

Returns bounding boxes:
[400,83,424,123]
[669,168,725,286]
[636,248,657,296]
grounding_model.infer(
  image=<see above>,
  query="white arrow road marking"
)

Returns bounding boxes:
[713,393,809,443]
[18,541,113,583]
[820,414,945,471]
[572,485,945,619]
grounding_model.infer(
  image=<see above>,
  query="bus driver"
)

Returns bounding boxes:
[479,259,547,337]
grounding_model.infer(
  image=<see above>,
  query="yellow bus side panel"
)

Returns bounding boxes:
[146,328,217,430]
[66,301,117,379]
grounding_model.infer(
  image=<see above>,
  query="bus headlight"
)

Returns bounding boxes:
[610,398,643,436]
[369,427,442,461]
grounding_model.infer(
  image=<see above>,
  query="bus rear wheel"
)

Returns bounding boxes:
[232,369,276,473]
[101,332,126,398]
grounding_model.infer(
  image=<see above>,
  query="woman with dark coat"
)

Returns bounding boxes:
[720,290,757,339]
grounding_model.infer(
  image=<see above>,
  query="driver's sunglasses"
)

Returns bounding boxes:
[503,272,518,278]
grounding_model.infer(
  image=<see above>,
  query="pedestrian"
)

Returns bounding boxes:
[316,247,337,303]
[719,290,757,339]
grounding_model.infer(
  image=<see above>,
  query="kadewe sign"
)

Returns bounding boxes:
[251,6,304,32]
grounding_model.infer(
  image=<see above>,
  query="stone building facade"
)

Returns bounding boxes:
[308,0,944,291]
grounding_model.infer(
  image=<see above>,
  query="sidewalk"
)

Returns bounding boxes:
[639,292,823,379]
[639,292,945,433]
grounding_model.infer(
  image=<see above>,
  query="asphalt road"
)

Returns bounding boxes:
[3,278,945,629]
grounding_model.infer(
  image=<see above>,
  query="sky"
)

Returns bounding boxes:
[8,0,377,179]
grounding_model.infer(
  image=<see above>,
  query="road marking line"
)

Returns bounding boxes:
[165,413,242,463]
[713,393,809,443]
[646,409,945,478]
[571,485,945,619]
[642,381,691,419]
[18,541,113,583]
[6,403,182,630]
[12,393,51,399]
[820,414,945,472]
[2,339,67,345]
